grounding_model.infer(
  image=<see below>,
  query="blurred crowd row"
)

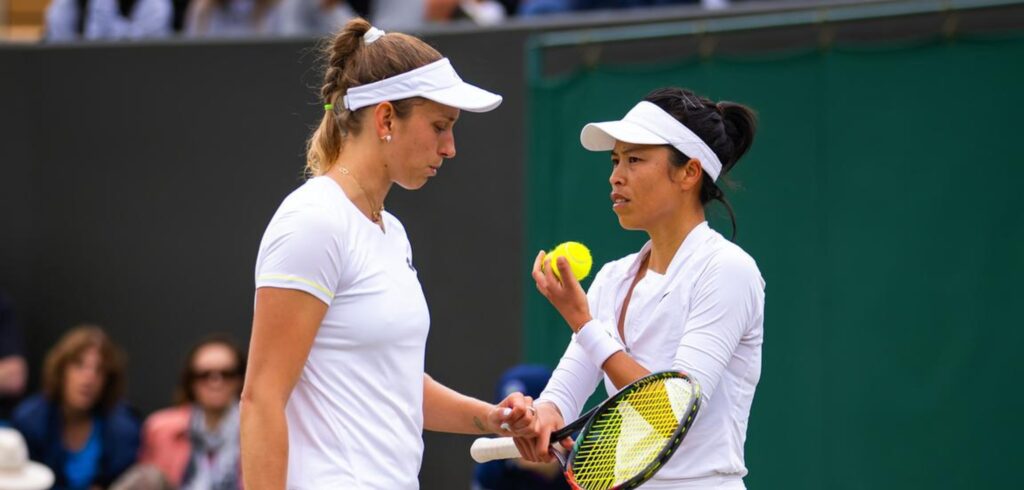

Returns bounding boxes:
[42,0,722,42]
[0,291,567,489]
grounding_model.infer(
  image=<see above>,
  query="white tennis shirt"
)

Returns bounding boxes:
[538,222,765,489]
[254,176,430,489]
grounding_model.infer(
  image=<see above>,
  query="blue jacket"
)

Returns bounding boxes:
[12,394,140,489]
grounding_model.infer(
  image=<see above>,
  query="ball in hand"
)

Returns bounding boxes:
[546,241,593,282]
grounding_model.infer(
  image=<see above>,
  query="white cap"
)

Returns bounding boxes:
[343,58,502,113]
[580,101,724,181]
[0,428,54,490]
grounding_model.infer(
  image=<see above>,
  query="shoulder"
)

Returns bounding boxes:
[593,251,641,284]
[264,179,351,240]
[143,405,190,433]
[11,394,53,438]
[104,402,142,435]
[698,235,764,290]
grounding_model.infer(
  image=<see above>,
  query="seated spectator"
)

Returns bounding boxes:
[12,325,140,490]
[139,335,244,489]
[472,364,569,490]
[271,0,357,36]
[0,427,54,489]
[0,292,28,422]
[184,0,280,38]
[425,0,507,25]
[518,0,722,17]
[45,0,173,41]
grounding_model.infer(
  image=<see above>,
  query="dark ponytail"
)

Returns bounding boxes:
[643,88,757,239]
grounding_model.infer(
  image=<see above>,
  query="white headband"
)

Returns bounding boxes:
[580,101,724,181]
[342,58,502,113]
[364,26,386,44]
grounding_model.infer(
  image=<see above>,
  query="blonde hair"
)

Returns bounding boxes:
[306,18,443,177]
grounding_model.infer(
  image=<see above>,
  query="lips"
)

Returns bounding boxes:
[611,192,631,208]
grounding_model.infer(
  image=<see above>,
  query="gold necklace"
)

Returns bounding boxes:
[337,166,384,223]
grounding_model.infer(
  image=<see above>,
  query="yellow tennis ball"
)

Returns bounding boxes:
[546,241,593,282]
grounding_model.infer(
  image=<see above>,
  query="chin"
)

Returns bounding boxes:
[396,177,429,190]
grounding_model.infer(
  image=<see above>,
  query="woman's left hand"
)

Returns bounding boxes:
[532,250,592,332]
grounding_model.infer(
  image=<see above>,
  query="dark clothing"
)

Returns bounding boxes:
[474,459,570,490]
[12,394,141,489]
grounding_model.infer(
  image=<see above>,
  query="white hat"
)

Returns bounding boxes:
[0,428,54,490]
[580,101,724,182]
[342,58,502,113]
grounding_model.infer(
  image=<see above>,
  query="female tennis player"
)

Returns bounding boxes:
[503,88,765,489]
[241,19,533,489]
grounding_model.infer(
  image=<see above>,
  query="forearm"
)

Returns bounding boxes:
[240,395,289,490]
[601,351,651,390]
[422,374,498,435]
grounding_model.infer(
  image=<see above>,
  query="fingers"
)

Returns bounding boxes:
[536,424,554,463]
[509,397,536,432]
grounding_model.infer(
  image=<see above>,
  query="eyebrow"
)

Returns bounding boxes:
[611,146,647,156]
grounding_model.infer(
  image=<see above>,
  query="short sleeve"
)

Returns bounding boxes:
[255,209,347,305]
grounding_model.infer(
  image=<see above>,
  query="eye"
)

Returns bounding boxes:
[611,158,619,167]
[628,156,641,164]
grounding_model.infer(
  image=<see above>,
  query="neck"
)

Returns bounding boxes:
[203,406,228,430]
[331,137,391,215]
[645,205,705,274]
[62,405,92,425]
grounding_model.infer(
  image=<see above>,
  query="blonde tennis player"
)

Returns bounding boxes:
[503,88,765,489]
[241,19,534,489]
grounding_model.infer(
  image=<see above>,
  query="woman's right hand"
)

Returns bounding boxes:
[510,402,571,463]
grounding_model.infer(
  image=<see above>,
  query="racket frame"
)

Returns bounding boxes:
[558,370,702,490]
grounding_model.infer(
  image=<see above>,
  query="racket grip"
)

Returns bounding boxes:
[470,437,522,463]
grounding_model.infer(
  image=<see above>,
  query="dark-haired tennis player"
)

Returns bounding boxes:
[504,88,765,489]
[242,19,533,490]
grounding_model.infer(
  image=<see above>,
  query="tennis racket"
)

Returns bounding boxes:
[470,370,700,490]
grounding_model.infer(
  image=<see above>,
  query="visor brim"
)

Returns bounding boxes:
[580,121,669,151]
[0,462,55,490]
[422,82,503,113]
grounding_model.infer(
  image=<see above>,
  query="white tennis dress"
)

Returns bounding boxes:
[255,176,430,489]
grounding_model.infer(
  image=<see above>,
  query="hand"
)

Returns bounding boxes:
[532,250,592,332]
[487,392,536,435]
[511,402,572,463]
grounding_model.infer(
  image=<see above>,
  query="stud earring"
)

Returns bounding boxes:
[382,134,392,143]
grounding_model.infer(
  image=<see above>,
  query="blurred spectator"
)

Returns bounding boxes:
[138,335,244,489]
[184,0,280,37]
[272,0,357,36]
[45,0,173,41]
[12,325,140,490]
[425,0,506,25]
[518,0,724,17]
[0,427,55,489]
[472,364,569,490]
[0,292,28,422]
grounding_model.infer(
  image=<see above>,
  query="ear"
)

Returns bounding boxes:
[676,158,703,192]
[372,102,395,139]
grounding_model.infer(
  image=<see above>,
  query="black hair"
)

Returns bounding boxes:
[643,87,757,239]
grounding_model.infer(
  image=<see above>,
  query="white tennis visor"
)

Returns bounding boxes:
[342,58,502,113]
[580,101,723,182]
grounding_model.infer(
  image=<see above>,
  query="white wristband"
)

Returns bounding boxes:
[574,320,624,368]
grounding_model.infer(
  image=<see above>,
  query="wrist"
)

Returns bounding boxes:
[574,320,624,368]
[569,314,593,333]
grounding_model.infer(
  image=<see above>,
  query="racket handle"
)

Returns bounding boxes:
[470,437,522,463]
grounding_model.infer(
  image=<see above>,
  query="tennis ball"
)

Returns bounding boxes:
[546,241,593,282]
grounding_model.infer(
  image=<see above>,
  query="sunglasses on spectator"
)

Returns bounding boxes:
[191,369,241,382]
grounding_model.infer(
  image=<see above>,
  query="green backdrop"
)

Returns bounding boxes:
[524,35,1024,489]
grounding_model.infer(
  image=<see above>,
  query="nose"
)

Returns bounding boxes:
[439,133,456,159]
[609,162,625,187]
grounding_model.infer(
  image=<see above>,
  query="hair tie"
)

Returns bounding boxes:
[323,103,334,111]
[364,27,386,45]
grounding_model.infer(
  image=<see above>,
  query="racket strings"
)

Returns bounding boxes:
[570,378,694,489]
